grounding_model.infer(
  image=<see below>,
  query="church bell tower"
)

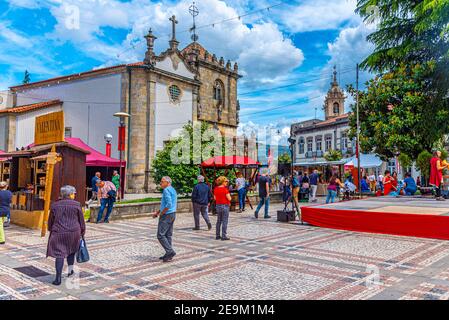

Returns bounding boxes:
[323,65,345,120]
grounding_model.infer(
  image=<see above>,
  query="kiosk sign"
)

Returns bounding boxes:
[34,111,65,145]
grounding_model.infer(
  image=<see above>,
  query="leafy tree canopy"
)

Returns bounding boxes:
[356,0,449,96]
[278,152,291,164]
[151,121,242,195]
[324,149,343,162]
[348,63,449,160]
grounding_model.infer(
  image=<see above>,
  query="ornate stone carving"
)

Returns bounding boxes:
[170,54,180,70]
[144,29,157,66]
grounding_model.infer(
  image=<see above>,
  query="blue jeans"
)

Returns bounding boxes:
[157,213,176,255]
[326,190,337,203]
[255,196,270,217]
[97,198,114,222]
[238,188,246,210]
[405,187,417,196]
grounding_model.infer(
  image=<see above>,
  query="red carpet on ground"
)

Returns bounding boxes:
[301,207,449,240]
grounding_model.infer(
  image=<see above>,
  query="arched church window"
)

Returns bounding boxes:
[169,85,181,103]
[333,102,339,114]
[213,80,224,104]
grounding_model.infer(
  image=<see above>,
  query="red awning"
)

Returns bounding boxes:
[65,138,124,167]
[201,156,260,168]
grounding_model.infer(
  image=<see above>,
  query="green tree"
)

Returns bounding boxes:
[324,149,342,162]
[356,0,449,96]
[22,70,31,84]
[278,152,291,164]
[398,153,413,170]
[416,150,432,184]
[150,121,238,195]
[347,63,449,160]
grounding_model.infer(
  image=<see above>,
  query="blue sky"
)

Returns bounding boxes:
[0,0,376,142]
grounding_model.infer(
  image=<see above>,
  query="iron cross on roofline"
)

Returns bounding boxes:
[169,15,178,40]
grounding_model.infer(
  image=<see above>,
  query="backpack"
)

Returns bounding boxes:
[292,176,299,188]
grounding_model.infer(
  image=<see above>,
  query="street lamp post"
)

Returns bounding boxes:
[104,134,113,157]
[113,112,130,200]
[356,63,361,198]
[288,137,301,221]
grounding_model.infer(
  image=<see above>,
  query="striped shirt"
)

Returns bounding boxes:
[97,181,116,199]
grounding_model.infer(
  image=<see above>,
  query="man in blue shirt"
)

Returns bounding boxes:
[152,176,178,262]
[191,175,212,231]
[403,172,417,196]
[88,172,101,205]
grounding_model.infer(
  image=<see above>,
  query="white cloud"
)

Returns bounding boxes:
[0,21,32,48]
[280,0,359,33]
[0,21,61,87]
[7,0,42,9]
[32,0,304,87]
[324,21,376,105]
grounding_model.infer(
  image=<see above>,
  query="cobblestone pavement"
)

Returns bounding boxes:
[1,201,449,300]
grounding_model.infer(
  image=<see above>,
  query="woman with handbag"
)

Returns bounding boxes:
[47,185,86,286]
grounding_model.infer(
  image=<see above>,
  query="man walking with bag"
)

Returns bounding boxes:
[191,175,212,230]
[152,176,178,262]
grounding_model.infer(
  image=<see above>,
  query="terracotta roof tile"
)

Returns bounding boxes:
[0,100,62,114]
[315,113,350,127]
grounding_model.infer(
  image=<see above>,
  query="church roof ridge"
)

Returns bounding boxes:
[10,62,145,91]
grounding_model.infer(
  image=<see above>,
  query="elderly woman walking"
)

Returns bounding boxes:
[0,181,12,245]
[47,186,86,285]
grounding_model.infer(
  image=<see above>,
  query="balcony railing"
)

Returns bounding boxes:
[305,150,324,158]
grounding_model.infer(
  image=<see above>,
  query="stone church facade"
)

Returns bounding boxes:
[125,16,242,192]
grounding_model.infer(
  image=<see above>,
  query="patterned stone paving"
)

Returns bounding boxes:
[1,202,449,300]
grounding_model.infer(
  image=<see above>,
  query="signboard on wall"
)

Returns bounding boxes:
[34,111,65,146]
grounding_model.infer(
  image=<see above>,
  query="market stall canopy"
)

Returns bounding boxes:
[22,138,122,167]
[344,153,382,168]
[201,156,260,168]
[0,150,8,161]
[64,138,123,167]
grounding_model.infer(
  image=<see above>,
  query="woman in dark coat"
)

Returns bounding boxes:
[0,181,12,244]
[47,185,86,285]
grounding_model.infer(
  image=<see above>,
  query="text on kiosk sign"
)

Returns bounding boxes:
[34,111,65,146]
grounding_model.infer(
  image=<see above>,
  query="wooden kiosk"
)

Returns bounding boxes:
[0,111,89,231]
